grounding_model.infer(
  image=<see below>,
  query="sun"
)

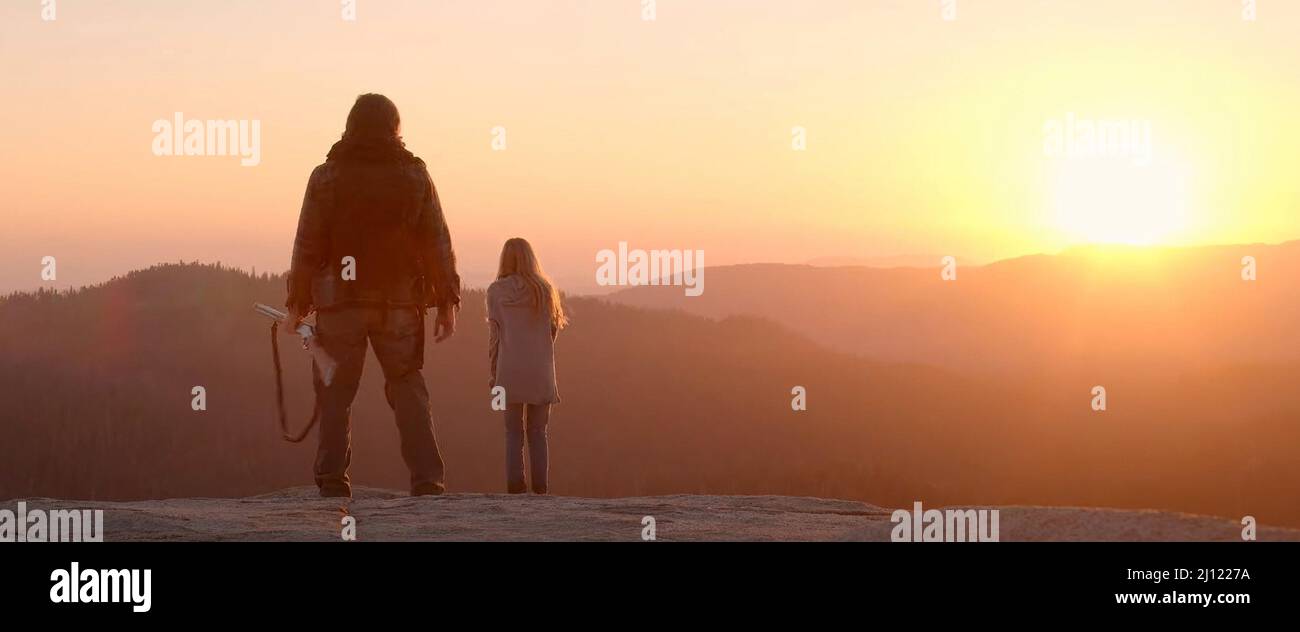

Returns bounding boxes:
[1050,157,1191,246]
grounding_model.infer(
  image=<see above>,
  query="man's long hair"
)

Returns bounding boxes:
[497,238,569,330]
[328,93,415,163]
[344,93,401,141]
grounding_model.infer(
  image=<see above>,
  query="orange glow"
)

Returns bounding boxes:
[1,1,1297,293]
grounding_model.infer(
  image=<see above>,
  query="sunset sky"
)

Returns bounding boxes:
[1,0,1297,293]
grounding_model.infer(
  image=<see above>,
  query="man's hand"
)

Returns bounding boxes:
[434,305,457,343]
[282,305,309,336]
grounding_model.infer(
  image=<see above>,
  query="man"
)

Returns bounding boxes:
[285,94,460,498]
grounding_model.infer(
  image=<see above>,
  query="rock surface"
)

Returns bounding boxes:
[8,487,1296,542]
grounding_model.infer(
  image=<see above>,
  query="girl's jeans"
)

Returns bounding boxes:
[505,403,551,493]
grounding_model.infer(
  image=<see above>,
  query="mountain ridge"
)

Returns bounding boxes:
[2,260,1298,528]
[605,240,1300,373]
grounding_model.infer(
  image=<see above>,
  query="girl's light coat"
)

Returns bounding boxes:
[488,275,560,404]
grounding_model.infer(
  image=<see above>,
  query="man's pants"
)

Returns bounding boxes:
[312,306,445,494]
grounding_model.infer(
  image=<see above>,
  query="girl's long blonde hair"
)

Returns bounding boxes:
[497,238,568,330]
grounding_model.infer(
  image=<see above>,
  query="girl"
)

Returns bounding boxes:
[488,238,568,494]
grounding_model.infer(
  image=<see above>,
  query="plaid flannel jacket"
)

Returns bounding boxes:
[286,159,461,314]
